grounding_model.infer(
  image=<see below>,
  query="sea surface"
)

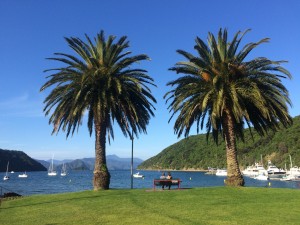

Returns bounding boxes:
[1,170,300,196]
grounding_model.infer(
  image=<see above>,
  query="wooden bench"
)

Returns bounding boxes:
[153,179,182,190]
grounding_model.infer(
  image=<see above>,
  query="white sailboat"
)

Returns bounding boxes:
[3,161,10,180]
[18,172,28,178]
[48,155,57,176]
[133,172,144,178]
[286,155,300,176]
[60,163,67,176]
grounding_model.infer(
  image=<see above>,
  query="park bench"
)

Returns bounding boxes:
[153,179,182,190]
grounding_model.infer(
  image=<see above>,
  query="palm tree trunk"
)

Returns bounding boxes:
[223,110,244,187]
[93,120,110,190]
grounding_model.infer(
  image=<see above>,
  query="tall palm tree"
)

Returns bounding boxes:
[165,29,292,186]
[40,31,156,190]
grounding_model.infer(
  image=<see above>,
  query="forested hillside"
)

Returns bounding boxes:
[139,116,300,170]
[0,149,46,172]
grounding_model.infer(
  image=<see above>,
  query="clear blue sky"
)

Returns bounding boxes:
[0,0,299,160]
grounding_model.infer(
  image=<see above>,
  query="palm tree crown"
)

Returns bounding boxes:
[41,31,156,190]
[166,28,292,142]
[166,28,292,186]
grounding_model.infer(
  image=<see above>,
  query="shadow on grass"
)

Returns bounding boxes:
[1,188,193,210]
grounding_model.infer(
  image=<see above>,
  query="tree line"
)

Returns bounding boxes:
[138,116,300,170]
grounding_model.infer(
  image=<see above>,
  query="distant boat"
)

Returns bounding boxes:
[60,163,67,176]
[242,165,257,176]
[3,161,10,180]
[266,160,286,175]
[215,169,227,176]
[48,155,57,176]
[286,155,300,177]
[253,171,269,180]
[18,172,28,178]
[133,172,144,178]
[205,167,217,175]
[242,155,268,177]
[280,174,300,181]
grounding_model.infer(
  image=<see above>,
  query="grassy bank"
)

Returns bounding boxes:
[1,187,300,225]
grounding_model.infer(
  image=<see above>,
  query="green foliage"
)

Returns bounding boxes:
[40,30,156,140]
[2,188,300,225]
[139,116,300,170]
[40,31,156,189]
[165,28,292,143]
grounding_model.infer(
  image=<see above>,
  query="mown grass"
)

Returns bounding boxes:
[1,187,300,225]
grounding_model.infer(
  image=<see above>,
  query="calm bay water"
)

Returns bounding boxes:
[1,170,300,196]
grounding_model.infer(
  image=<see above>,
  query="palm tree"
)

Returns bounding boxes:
[165,29,292,186]
[40,31,156,190]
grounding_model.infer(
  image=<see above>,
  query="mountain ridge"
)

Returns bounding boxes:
[38,155,144,171]
[0,149,143,172]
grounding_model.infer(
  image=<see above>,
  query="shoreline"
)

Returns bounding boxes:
[138,168,208,172]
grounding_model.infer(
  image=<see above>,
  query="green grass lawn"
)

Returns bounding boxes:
[1,187,300,225]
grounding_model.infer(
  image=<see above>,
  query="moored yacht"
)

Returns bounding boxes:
[242,163,267,177]
[254,172,269,180]
[266,160,286,175]
[285,155,300,176]
[215,169,227,176]
[287,166,300,176]
[205,167,217,175]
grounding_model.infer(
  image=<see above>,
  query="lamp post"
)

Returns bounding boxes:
[130,130,134,189]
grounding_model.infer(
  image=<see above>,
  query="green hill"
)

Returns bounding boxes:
[0,149,47,172]
[138,116,300,170]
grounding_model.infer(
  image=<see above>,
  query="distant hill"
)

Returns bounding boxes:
[0,149,47,172]
[138,115,300,170]
[37,154,144,171]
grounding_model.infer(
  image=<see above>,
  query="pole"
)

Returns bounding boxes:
[130,130,134,189]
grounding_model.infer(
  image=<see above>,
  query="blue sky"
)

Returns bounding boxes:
[0,0,299,160]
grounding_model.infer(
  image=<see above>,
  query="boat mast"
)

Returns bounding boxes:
[6,161,9,176]
[50,155,54,172]
[130,130,134,189]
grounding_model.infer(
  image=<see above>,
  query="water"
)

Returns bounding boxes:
[1,170,300,196]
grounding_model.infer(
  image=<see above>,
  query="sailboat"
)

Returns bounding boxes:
[3,161,10,180]
[48,155,57,176]
[281,155,300,181]
[18,171,28,178]
[60,163,67,176]
[286,155,300,176]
